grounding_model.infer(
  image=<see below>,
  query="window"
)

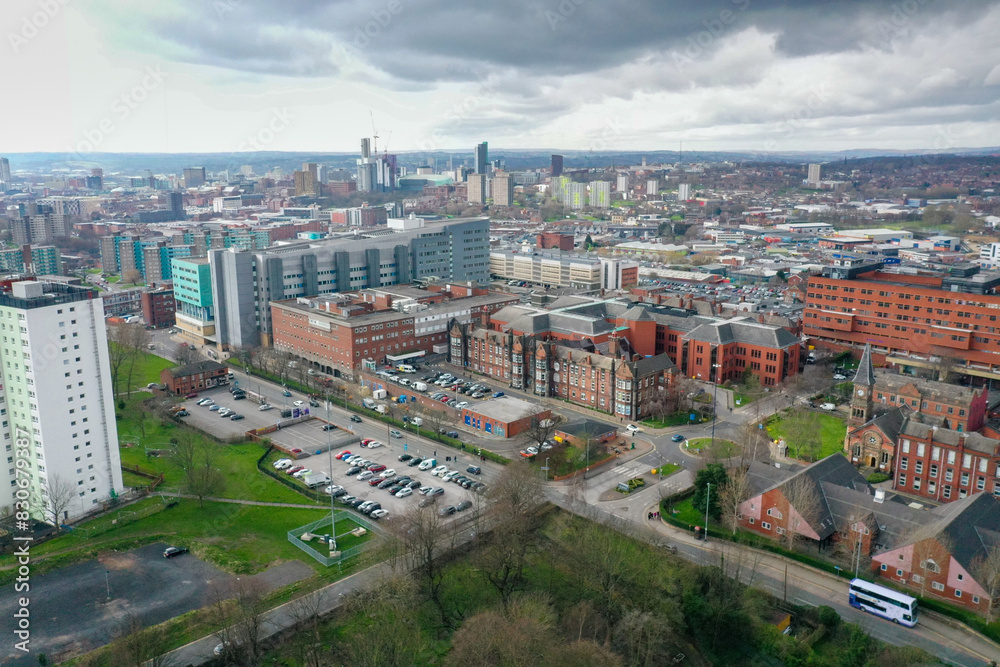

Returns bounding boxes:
[880,563,887,571]
[955,590,963,598]
[932,581,945,592]
[761,521,771,530]
[897,569,904,577]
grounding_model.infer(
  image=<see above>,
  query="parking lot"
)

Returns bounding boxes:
[269,435,491,523]
[178,382,334,440]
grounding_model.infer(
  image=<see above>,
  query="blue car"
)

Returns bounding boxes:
[671,434,685,442]
[492,391,505,398]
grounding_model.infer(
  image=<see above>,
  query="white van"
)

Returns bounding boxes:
[398,364,416,373]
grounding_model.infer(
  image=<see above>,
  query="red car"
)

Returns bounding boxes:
[368,464,386,472]
[439,395,451,402]
[361,439,374,446]
[368,477,384,486]
[336,450,352,460]
[286,466,305,475]
[185,392,198,399]
[290,448,303,454]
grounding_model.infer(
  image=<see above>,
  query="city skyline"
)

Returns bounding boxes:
[4,1,1000,154]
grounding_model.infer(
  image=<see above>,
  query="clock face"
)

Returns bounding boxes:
[857,389,865,397]
[865,433,880,446]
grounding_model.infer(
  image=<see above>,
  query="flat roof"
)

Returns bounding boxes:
[272,292,516,327]
[464,396,542,422]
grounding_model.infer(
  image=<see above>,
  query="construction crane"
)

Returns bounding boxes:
[370,111,379,155]
[382,130,392,157]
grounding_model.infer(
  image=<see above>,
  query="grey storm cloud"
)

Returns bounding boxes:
[106,0,998,82]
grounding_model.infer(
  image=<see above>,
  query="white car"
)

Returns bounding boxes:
[418,459,436,471]
[366,441,383,449]
[820,402,837,411]
[293,400,304,407]
[258,404,273,411]
[431,465,448,476]
[273,459,292,470]
[455,401,469,409]
[357,470,375,481]
[525,446,539,456]
[218,408,232,417]
[292,468,312,478]
[379,469,396,479]
[442,471,459,482]
[625,424,641,434]
[370,509,389,520]
[198,398,213,406]
[324,485,344,495]
[395,487,413,498]
[833,374,848,381]
[418,485,434,495]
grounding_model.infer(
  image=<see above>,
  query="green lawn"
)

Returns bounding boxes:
[0,497,332,581]
[766,410,847,461]
[665,497,709,528]
[106,274,121,283]
[642,411,709,428]
[653,463,681,478]
[686,438,737,458]
[111,346,175,392]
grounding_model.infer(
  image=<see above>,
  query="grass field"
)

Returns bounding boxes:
[0,497,333,580]
[686,438,737,458]
[642,411,709,428]
[766,410,847,461]
[117,395,314,505]
[668,496,708,527]
[111,346,175,392]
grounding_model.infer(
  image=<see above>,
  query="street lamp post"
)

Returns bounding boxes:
[104,570,111,600]
[704,482,711,544]
[326,399,337,552]
[710,363,722,451]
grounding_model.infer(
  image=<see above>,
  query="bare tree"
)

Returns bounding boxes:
[611,609,674,667]
[120,323,152,397]
[781,475,822,550]
[971,544,1000,623]
[781,410,823,462]
[717,465,753,535]
[908,532,954,600]
[337,574,424,667]
[109,613,174,667]
[175,440,225,507]
[211,577,268,667]
[174,344,200,366]
[521,409,560,448]
[121,268,142,285]
[389,504,452,627]
[286,590,325,667]
[44,475,77,530]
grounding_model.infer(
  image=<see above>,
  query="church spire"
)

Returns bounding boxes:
[853,343,875,387]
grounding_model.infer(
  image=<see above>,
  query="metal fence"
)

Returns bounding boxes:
[287,510,376,567]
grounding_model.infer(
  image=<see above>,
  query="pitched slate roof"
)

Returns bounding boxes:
[915,492,1000,572]
[683,316,800,349]
[853,343,875,386]
[164,360,228,377]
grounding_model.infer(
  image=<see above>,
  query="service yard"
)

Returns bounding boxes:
[177,384,315,439]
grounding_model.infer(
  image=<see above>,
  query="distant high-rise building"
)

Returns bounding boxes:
[467,173,488,204]
[589,181,611,209]
[240,165,254,177]
[167,192,185,219]
[646,179,659,197]
[0,157,10,190]
[564,183,587,210]
[294,170,318,196]
[806,163,821,186]
[551,154,563,177]
[361,138,371,159]
[492,174,514,206]
[475,141,489,174]
[616,173,629,193]
[302,162,319,181]
[183,167,206,188]
[678,183,692,201]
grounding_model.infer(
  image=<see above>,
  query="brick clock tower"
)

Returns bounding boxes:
[849,343,875,428]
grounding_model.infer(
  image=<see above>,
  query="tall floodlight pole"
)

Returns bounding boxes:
[704,482,711,544]
[327,399,336,551]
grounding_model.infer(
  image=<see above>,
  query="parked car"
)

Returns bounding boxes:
[398,454,412,462]
[431,465,448,476]
[407,457,423,467]
[163,546,188,558]
[292,468,312,478]
[185,392,198,399]
[445,431,459,439]
[366,441,383,449]
[625,424,641,434]
[456,500,473,512]
[346,466,363,475]
[820,402,837,411]
[322,423,337,431]
[389,430,403,439]
[395,487,414,498]
[336,450,352,460]
[338,495,357,505]
[419,459,436,471]
[438,505,457,516]
[273,458,292,469]
[428,487,445,497]
[418,485,434,495]
[379,468,396,479]
[466,465,481,475]
[419,496,436,507]
[443,471,460,482]
[368,463,387,472]
[492,391,504,398]
[833,373,848,381]
[230,414,245,421]
[357,470,375,481]
[369,509,389,520]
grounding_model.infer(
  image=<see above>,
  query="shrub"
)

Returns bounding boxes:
[817,605,840,629]
[627,477,645,490]
[866,472,889,484]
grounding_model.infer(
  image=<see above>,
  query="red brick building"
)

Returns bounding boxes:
[804,257,1000,381]
[160,360,229,395]
[536,232,574,251]
[271,286,517,380]
[872,493,1000,615]
[460,396,551,439]
[141,287,176,329]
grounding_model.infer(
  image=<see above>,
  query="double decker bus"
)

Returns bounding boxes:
[849,579,918,626]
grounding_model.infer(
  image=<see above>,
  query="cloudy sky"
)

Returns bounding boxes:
[5,0,1000,155]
